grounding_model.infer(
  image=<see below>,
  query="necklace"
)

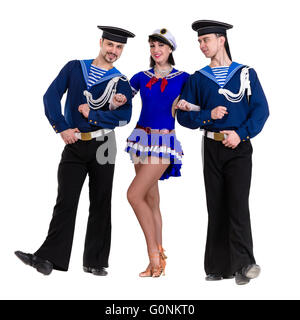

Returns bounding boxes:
[154,66,172,77]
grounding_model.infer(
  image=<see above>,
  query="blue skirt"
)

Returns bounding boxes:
[125,128,183,180]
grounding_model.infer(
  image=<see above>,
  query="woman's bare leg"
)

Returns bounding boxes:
[127,157,169,271]
[134,165,162,245]
[146,182,162,245]
[133,164,163,275]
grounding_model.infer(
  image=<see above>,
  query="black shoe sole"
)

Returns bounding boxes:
[206,275,234,281]
[83,266,108,276]
[205,276,223,281]
[235,277,250,285]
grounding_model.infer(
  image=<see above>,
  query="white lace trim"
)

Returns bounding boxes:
[143,70,183,79]
[126,141,183,161]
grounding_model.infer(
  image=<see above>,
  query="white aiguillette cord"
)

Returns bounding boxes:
[83,76,127,110]
[218,67,252,103]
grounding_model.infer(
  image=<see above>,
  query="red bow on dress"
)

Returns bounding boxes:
[146,77,168,92]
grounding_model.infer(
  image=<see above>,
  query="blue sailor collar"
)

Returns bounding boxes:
[198,62,244,87]
[80,59,124,88]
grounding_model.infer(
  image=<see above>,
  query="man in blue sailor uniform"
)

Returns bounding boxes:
[15,26,135,276]
[176,20,269,285]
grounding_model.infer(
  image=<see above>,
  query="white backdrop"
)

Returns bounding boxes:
[1,0,299,300]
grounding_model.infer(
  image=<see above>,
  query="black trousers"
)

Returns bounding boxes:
[35,134,116,271]
[203,137,256,276]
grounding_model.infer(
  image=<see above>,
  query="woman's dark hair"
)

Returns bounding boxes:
[216,33,232,60]
[148,35,175,67]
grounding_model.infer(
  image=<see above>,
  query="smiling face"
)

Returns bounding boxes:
[198,33,225,58]
[100,38,124,63]
[149,40,172,65]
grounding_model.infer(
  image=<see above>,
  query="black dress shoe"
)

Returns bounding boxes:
[205,274,234,281]
[235,271,250,285]
[242,264,261,279]
[83,266,108,276]
[235,264,261,285]
[15,251,53,276]
[205,274,223,281]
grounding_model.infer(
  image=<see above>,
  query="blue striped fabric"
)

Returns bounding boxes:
[87,65,108,88]
[211,66,229,87]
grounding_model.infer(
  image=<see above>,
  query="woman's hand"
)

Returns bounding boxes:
[175,99,191,111]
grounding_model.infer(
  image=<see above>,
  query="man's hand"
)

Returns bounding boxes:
[78,104,90,118]
[60,128,80,144]
[221,130,241,149]
[211,106,228,120]
[111,94,127,108]
[175,99,191,111]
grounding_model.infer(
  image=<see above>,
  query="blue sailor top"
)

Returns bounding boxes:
[43,59,132,133]
[130,68,189,130]
[177,62,269,141]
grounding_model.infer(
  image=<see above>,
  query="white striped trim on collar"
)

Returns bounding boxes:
[143,70,183,79]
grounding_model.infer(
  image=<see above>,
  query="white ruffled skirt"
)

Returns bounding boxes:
[125,128,183,180]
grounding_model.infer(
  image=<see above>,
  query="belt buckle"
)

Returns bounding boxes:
[81,132,92,141]
[214,132,225,141]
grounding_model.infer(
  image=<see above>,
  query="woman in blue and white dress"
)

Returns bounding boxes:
[125,29,189,277]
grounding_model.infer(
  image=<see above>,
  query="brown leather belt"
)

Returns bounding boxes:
[135,124,175,134]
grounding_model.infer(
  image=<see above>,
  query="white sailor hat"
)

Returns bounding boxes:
[149,28,177,51]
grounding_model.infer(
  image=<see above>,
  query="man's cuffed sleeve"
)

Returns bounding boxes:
[236,69,269,141]
[177,74,213,129]
[43,60,75,133]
